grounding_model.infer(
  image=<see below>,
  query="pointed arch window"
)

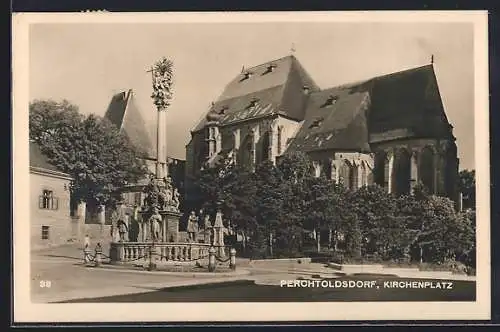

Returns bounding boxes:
[393,149,412,195]
[349,163,359,189]
[420,147,436,193]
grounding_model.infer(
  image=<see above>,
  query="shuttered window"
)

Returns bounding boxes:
[39,190,59,210]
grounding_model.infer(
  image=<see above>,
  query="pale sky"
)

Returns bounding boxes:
[29,21,475,170]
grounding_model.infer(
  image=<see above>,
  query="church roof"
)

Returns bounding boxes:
[192,55,320,132]
[192,85,284,132]
[367,64,453,143]
[104,90,155,158]
[286,84,372,153]
[286,64,454,153]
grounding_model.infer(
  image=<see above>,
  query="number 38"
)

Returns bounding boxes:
[39,280,51,288]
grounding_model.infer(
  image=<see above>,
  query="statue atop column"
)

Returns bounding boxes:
[150,57,174,111]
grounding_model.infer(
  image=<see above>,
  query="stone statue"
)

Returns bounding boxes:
[110,208,122,242]
[165,176,173,190]
[110,220,120,242]
[186,211,199,242]
[148,207,163,242]
[203,214,212,229]
[165,188,173,208]
[118,219,128,242]
[172,188,180,211]
[143,177,161,211]
[203,214,213,244]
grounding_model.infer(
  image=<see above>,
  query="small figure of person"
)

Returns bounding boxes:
[84,234,90,249]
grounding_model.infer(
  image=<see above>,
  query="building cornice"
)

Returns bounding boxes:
[29,166,73,181]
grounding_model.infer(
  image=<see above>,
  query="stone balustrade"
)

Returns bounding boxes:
[109,242,215,264]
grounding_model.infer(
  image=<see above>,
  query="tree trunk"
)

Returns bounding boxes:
[328,228,333,250]
[242,231,247,252]
[269,232,273,257]
[317,231,321,253]
[419,246,423,263]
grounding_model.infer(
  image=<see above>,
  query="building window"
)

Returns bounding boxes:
[360,163,367,187]
[41,225,50,240]
[277,126,283,155]
[349,164,359,189]
[39,190,58,210]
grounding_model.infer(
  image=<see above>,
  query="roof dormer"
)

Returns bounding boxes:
[263,63,277,75]
[247,98,260,109]
[218,106,229,115]
[321,95,338,108]
[240,71,253,82]
[309,117,324,129]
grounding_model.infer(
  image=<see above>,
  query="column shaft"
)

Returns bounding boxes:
[388,152,394,194]
[156,110,167,179]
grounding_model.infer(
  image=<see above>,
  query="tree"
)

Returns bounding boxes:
[194,153,259,254]
[303,175,338,253]
[30,99,148,208]
[349,185,401,260]
[394,184,470,264]
[275,152,313,256]
[254,160,285,257]
[458,169,475,210]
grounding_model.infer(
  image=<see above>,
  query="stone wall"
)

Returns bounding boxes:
[371,137,459,200]
[30,171,73,250]
[81,224,112,244]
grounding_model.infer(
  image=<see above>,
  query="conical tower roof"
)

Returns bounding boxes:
[104,89,155,158]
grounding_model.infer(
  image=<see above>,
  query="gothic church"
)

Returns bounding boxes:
[185,55,459,204]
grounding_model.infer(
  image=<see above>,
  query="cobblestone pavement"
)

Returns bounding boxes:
[30,244,250,303]
[30,245,475,303]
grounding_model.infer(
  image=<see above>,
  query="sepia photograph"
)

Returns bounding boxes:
[12,11,490,322]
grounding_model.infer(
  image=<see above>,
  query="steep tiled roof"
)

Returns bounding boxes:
[29,141,71,177]
[104,90,155,158]
[192,55,319,132]
[286,64,454,153]
[193,85,284,132]
[286,84,372,153]
[218,56,293,101]
[368,64,452,142]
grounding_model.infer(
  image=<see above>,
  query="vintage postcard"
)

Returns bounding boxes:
[12,11,490,323]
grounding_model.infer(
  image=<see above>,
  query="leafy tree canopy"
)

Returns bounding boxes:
[458,169,475,210]
[30,99,148,208]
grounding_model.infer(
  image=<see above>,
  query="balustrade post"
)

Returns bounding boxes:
[94,243,102,267]
[208,246,216,272]
[230,248,237,270]
[83,246,91,265]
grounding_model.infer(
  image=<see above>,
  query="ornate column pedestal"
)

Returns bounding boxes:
[213,210,226,257]
[161,210,182,242]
